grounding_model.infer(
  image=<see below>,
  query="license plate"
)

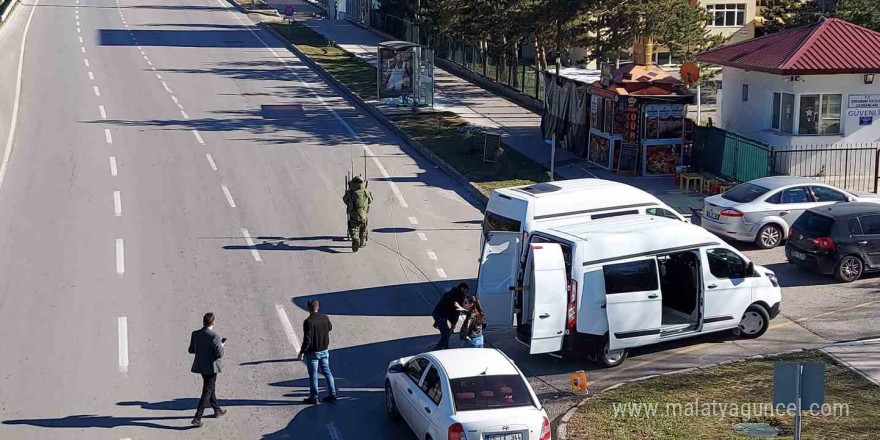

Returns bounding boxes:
[706,210,720,220]
[791,251,807,260]
[487,434,522,440]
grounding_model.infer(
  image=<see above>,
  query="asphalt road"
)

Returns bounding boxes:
[0,0,878,439]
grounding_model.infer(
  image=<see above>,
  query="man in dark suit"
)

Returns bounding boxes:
[188,312,227,427]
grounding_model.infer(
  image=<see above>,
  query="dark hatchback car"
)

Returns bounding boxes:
[785,203,880,282]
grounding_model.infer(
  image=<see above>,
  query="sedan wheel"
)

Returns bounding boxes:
[737,305,770,339]
[756,225,782,249]
[835,256,863,283]
[385,381,400,419]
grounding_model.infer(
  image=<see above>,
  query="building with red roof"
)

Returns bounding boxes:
[696,17,880,147]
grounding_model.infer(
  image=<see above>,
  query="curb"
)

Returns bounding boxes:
[259,22,490,206]
[0,0,20,24]
[821,337,880,387]
[554,342,875,440]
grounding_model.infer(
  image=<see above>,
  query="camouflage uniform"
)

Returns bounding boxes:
[343,176,372,252]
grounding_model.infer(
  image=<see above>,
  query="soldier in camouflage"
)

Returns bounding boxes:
[343,176,372,252]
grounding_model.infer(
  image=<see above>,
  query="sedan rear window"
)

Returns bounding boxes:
[793,211,834,237]
[483,211,522,235]
[722,183,770,203]
[450,374,534,411]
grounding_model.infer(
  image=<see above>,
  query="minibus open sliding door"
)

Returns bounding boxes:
[477,232,521,328]
[604,257,663,350]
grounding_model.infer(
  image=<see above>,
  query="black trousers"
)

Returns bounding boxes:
[195,373,221,418]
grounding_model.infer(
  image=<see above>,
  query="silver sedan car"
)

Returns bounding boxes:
[700,176,880,249]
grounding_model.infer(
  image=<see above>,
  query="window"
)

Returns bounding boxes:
[603,260,659,294]
[798,94,842,135]
[420,366,443,405]
[483,211,522,235]
[707,4,745,27]
[772,92,795,133]
[850,218,863,236]
[450,374,534,411]
[780,187,812,204]
[647,207,682,220]
[793,211,834,236]
[742,84,749,102]
[405,358,428,384]
[530,235,573,277]
[706,248,747,279]
[591,209,638,220]
[860,214,880,235]
[723,183,770,203]
[810,186,847,202]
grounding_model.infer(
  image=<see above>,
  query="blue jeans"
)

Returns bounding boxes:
[304,350,337,398]
[460,334,484,348]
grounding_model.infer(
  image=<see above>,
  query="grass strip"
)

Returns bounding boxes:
[567,350,880,439]
[268,22,549,193]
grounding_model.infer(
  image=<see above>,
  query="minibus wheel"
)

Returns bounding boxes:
[737,304,770,339]
[597,337,627,368]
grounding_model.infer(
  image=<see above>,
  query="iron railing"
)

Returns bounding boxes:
[773,144,880,193]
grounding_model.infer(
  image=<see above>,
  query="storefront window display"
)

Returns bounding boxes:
[589,133,611,168]
[645,144,682,175]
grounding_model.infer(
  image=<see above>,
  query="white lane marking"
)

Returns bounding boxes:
[109,156,118,176]
[221,185,236,208]
[155,73,162,79]
[79,36,83,43]
[171,95,179,104]
[417,232,428,241]
[241,228,262,262]
[77,27,81,33]
[99,105,107,119]
[143,55,150,62]
[113,191,122,217]
[88,71,94,80]
[76,20,80,26]
[427,250,438,261]
[192,130,204,145]
[80,46,85,53]
[274,304,300,351]
[118,317,129,373]
[147,61,153,67]
[116,238,125,275]
[93,85,100,96]
[326,422,342,440]
[2,0,51,196]
[408,216,418,225]
[139,49,144,55]
[137,45,142,50]
[176,103,183,110]
[436,268,447,279]
[124,24,129,28]
[214,1,410,209]
[161,81,172,93]
[180,110,189,119]
[205,153,218,171]
[83,58,89,67]
[105,129,113,144]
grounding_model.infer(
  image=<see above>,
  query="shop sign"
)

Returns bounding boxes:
[848,94,880,109]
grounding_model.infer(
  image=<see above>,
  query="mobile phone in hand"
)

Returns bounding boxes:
[221,338,227,344]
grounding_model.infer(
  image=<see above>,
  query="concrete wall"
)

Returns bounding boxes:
[702,0,757,44]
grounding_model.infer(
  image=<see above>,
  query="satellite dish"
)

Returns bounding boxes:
[680,62,700,85]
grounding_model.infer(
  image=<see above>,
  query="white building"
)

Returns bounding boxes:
[696,18,880,147]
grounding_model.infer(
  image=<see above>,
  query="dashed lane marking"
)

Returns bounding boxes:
[205,153,218,171]
[84,58,89,67]
[113,191,122,217]
[180,110,189,119]
[192,130,204,145]
[275,304,301,352]
[116,238,125,276]
[408,216,418,225]
[417,232,427,241]
[88,71,94,80]
[241,228,262,262]
[109,156,117,176]
[221,185,236,208]
[436,268,447,279]
[99,105,107,119]
[118,317,129,373]
[105,129,113,144]
[427,250,438,261]
[93,85,100,96]
[326,422,342,440]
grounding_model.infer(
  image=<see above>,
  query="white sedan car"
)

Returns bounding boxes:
[385,348,551,440]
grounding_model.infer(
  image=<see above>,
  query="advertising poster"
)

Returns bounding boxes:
[589,133,610,168]
[378,49,413,98]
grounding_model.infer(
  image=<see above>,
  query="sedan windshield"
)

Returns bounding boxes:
[450,374,534,411]
[722,183,770,203]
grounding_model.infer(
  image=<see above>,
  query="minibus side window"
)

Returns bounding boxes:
[603,260,659,294]
[482,211,522,235]
[706,248,747,279]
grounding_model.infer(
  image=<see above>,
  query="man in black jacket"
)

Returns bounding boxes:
[431,283,469,350]
[188,312,227,427]
[297,300,337,404]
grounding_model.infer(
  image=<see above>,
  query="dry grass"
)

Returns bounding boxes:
[567,350,880,440]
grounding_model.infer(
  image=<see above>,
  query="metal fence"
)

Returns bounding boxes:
[773,144,880,193]
[692,126,773,183]
[368,11,546,102]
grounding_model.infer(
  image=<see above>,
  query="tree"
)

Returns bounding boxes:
[833,0,880,31]
[760,0,824,35]
[655,0,727,61]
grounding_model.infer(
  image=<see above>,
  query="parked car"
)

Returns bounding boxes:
[478,215,781,368]
[785,203,880,282]
[700,176,880,249]
[385,348,551,440]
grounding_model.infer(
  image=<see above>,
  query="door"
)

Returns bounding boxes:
[398,357,428,430]
[411,364,444,439]
[766,186,818,228]
[856,214,880,267]
[701,247,754,331]
[528,243,568,354]
[603,257,663,350]
[477,232,521,327]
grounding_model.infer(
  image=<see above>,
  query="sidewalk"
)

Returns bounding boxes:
[823,338,880,386]
[278,2,703,213]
